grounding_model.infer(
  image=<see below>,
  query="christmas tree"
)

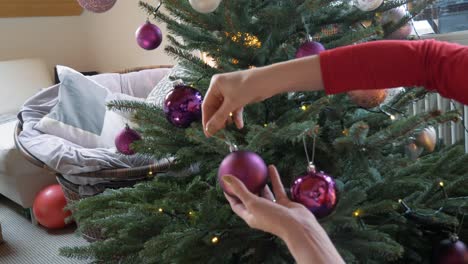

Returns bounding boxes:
[61,0,468,263]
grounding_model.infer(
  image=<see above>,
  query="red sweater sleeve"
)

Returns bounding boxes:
[319,40,468,105]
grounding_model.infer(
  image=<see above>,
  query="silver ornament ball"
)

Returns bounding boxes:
[354,0,383,11]
[189,0,222,13]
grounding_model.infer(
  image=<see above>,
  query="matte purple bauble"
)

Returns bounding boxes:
[163,85,203,128]
[291,170,337,219]
[434,237,468,264]
[218,151,268,197]
[115,125,141,155]
[77,0,117,13]
[295,41,325,59]
[136,21,163,50]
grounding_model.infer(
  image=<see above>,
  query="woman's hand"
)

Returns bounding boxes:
[222,165,344,264]
[202,69,274,137]
[202,55,325,137]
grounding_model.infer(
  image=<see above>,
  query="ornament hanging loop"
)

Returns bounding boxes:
[155,0,163,13]
[303,131,317,173]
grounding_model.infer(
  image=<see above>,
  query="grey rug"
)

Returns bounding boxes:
[0,196,89,264]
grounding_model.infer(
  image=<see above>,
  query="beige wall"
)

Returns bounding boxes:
[0,1,174,74]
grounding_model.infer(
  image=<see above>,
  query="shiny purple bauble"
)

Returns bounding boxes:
[291,171,338,219]
[434,237,468,264]
[115,125,141,155]
[136,21,163,50]
[295,41,325,59]
[163,85,203,128]
[218,151,268,197]
[77,0,117,13]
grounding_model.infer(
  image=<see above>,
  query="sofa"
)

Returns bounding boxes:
[0,58,57,210]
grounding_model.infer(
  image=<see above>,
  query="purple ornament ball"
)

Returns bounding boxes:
[434,237,468,264]
[218,151,268,197]
[163,85,203,128]
[295,41,325,59]
[115,125,142,155]
[136,21,163,50]
[77,0,117,13]
[291,170,338,219]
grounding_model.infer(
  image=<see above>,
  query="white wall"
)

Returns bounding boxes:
[0,1,174,74]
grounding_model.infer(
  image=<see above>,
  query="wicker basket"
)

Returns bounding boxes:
[14,65,173,242]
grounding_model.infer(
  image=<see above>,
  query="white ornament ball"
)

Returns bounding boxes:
[189,0,222,14]
[354,0,383,11]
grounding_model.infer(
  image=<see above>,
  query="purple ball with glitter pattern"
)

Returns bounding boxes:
[163,85,203,128]
[77,0,117,13]
[295,41,325,59]
[291,170,338,219]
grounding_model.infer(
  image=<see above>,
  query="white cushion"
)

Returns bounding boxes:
[0,59,53,114]
[0,118,18,150]
[34,66,128,148]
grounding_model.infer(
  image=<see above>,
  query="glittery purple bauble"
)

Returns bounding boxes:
[291,171,337,219]
[218,151,268,197]
[434,238,468,264]
[163,85,203,128]
[295,41,325,59]
[115,125,141,155]
[136,21,163,50]
[77,0,117,13]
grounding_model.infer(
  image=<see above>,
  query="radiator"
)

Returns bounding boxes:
[409,93,468,153]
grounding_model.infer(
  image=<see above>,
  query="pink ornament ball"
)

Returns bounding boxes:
[136,21,163,50]
[218,151,268,197]
[115,125,142,155]
[33,185,71,229]
[291,170,338,219]
[295,41,325,59]
[77,0,117,13]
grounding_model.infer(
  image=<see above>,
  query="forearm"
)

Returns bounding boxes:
[246,55,325,98]
[282,220,344,264]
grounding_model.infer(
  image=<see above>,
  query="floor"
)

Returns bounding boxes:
[0,195,89,264]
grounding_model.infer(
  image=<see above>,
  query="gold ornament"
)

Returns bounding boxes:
[231,58,239,65]
[348,89,388,108]
[415,126,437,152]
[211,236,219,244]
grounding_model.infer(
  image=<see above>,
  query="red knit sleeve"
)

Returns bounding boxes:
[319,40,468,105]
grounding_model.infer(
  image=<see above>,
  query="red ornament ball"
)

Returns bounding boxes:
[163,85,203,128]
[77,0,117,13]
[218,151,268,197]
[348,89,388,108]
[295,41,325,59]
[115,124,141,155]
[33,185,71,229]
[291,170,338,219]
[434,236,468,264]
[136,21,163,50]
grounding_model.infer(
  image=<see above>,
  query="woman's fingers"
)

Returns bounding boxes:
[233,108,244,129]
[222,175,257,206]
[205,101,232,137]
[261,185,275,202]
[268,165,288,203]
